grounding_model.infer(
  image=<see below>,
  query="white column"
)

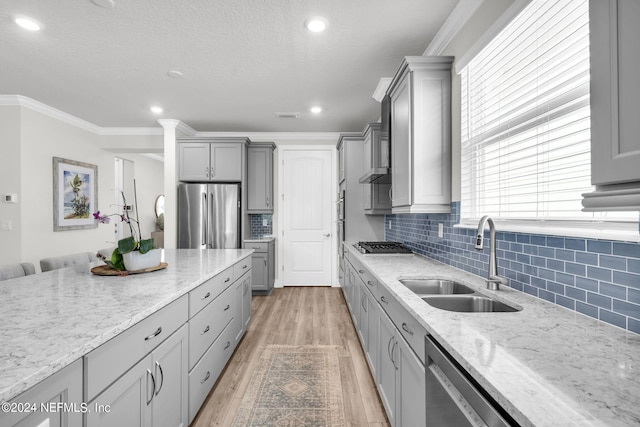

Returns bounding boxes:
[158,119,180,249]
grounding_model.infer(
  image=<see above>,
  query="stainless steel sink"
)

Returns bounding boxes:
[399,279,475,295]
[422,295,520,313]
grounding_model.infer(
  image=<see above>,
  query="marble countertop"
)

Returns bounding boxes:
[244,237,276,243]
[345,244,640,427]
[0,248,253,403]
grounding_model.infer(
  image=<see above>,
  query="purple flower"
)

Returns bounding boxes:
[92,211,110,224]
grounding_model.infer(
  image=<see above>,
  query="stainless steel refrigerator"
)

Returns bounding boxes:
[177,183,241,249]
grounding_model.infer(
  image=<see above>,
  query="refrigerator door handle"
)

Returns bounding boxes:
[202,192,207,247]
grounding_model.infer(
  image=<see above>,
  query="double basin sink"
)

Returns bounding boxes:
[399,279,520,313]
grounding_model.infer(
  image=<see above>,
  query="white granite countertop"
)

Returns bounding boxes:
[244,237,276,243]
[0,248,253,403]
[345,244,640,427]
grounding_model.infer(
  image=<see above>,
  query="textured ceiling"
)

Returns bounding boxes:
[1,0,458,132]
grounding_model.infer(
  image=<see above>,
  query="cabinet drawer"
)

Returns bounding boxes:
[233,257,251,282]
[189,266,233,318]
[84,295,188,402]
[349,256,379,300]
[377,287,426,364]
[245,242,268,252]
[188,321,235,423]
[188,285,235,369]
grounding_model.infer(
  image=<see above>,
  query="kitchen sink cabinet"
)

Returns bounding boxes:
[387,56,453,214]
[178,138,247,182]
[396,335,426,427]
[247,142,275,213]
[1,359,83,427]
[582,0,640,210]
[245,239,275,295]
[86,324,188,427]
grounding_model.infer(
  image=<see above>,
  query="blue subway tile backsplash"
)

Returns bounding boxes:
[385,201,640,334]
[249,214,272,239]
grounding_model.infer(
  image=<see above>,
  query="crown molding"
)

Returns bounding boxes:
[424,0,484,56]
[0,95,163,136]
[194,131,341,141]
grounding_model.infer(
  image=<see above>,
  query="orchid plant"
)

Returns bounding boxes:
[93,184,155,270]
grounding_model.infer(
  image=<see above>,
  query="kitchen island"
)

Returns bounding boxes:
[0,248,253,426]
[344,243,640,426]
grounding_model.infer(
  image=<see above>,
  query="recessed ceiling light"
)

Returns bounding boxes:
[167,70,184,79]
[305,17,327,33]
[14,16,42,31]
[150,106,163,114]
[310,106,322,114]
[91,0,115,9]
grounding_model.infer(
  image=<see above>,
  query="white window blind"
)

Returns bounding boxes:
[460,0,636,226]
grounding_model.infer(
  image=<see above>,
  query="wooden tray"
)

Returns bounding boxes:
[91,262,168,276]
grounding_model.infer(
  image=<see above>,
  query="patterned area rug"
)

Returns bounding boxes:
[232,345,346,426]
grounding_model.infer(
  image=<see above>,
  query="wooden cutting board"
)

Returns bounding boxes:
[90,262,168,276]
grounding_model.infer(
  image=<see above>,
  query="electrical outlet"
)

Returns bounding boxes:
[263,218,268,226]
[438,223,444,238]
[388,221,392,230]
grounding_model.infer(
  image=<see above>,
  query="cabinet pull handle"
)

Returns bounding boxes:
[362,295,367,312]
[146,369,156,405]
[367,280,374,287]
[266,196,269,207]
[144,327,162,341]
[155,361,164,396]
[264,258,267,266]
[242,264,248,269]
[201,325,210,335]
[224,341,231,350]
[201,371,211,384]
[387,336,394,363]
[201,291,211,300]
[402,322,414,335]
[380,296,388,304]
[358,270,365,274]
[225,277,231,283]
[224,304,231,311]
[391,340,398,370]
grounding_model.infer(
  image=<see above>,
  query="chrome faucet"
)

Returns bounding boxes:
[475,216,508,290]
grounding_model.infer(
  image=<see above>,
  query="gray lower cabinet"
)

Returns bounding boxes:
[234,271,252,343]
[344,248,426,427]
[1,359,83,427]
[86,324,188,427]
[247,142,275,213]
[246,240,275,295]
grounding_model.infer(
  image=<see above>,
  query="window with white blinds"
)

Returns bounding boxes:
[460,0,636,228]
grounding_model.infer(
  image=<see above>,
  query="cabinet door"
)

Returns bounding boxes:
[210,144,242,181]
[179,143,210,182]
[377,312,397,426]
[250,254,268,291]
[363,129,372,178]
[366,292,380,380]
[338,144,345,184]
[396,335,426,427]
[267,241,275,291]
[151,325,188,427]
[590,0,640,185]
[234,278,244,342]
[390,72,411,208]
[86,354,153,427]
[2,360,83,427]
[243,273,252,330]
[247,147,273,212]
[358,280,369,353]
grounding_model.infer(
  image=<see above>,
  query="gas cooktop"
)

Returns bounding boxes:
[354,241,412,254]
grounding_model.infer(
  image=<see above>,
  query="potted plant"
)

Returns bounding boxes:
[93,182,160,271]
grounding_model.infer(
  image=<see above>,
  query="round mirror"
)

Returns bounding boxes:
[154,195,165,218]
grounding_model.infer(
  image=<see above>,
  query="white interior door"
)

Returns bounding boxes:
[280,147,335,286]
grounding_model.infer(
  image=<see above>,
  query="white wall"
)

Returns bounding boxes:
[0,106,23,264]
[0,105,164,271]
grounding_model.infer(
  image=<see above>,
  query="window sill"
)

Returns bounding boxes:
[455,220,640,243]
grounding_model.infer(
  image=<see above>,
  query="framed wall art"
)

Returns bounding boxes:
[53,157,98,231]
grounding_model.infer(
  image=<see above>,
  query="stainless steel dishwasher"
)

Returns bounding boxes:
[425,335,518,426]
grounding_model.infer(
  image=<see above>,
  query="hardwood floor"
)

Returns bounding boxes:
[191,286,390,426]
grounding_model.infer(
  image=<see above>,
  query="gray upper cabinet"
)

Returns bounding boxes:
[178,138,247,182]
[388,56,453,214]
[582,0,640,211]
[247,142,276,213]
[359,122,391,184]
